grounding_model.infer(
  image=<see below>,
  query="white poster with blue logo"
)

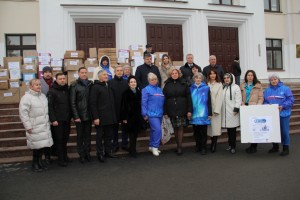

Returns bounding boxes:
[241,104,281,143]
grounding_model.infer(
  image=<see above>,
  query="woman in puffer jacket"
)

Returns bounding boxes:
[142,73,165,156]
[19,79,53,172]
[222,73,242,154]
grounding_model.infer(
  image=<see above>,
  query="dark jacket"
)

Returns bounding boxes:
[70,78,93,121]
[180,62,201,86]
[202,65,225,82]
[135,63,162,89]
[89,80,117,126]
[121,88,143,131]
[47,82,70,122]
[163,77,192,117]
[231,61,241,77]
[109,76,129,120]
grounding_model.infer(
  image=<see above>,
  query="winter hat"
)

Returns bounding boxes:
[42,66,52,73]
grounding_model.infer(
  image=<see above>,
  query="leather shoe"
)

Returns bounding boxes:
[97,155,105,163]
[79,156,85,164]
[85,154,92,162]
[105,153,118,158]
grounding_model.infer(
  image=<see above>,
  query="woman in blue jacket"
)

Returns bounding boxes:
[264,73,294,156]
[190,72,212,155]
[142,73,165,156]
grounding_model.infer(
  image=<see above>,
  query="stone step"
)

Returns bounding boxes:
[293,104,300,109]
[0,122,24,130]
[0,115,20,123]
[0,108,19,116]
[0,104,19,109]
[290,115,300,122]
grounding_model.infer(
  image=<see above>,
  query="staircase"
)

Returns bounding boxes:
[0,84,299,164]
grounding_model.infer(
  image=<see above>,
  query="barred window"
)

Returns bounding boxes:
[6,34,36,57]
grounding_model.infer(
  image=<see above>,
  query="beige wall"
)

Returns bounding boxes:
[0,1,40,65]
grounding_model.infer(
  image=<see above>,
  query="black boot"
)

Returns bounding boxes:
[44,147,52,165]
[210,136,217,153]
[246,143,257,154]
[268,143,279,153]
[280,145,289,156]
[32,150,43,172]
[38,149,48,170]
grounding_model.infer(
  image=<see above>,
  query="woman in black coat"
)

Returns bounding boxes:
[163,68,192,155]
[121,76,143,158]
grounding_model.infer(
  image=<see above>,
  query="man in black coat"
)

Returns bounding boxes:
[89,69,118,162]
[135,53,162,89]
[231,57,241,86]
[202,55,225,82]
[70,67,93,163]
[48,73,71,167]
[109,66,129,152]
[180,54,201,86]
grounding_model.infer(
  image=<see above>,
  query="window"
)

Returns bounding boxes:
[6,34,36,57]
[266,39,283,70]
[212,0,233,5]
[264,0,280,12]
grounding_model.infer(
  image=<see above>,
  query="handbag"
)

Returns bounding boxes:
[161,116,174,144]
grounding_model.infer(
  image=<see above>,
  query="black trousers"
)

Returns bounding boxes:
[193,125,208,150]
[52,121,70,162]
[75,120,92,157]
[96,124,114,156]
[227,128,237,148]
[126,124,139,153]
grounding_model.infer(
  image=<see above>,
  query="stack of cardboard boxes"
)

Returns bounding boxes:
[38,53,51,79]
[64,50,85,85]
[98,48,117,66]
[85,48,98,80]
[128,45,144,75]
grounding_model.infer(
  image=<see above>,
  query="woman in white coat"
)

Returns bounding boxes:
[19,79,53,172]
[221,73,242,154]
[206,69,223,153]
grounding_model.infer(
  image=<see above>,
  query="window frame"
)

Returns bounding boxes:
[264,0,281,12]
[5,34,37,57]
[266,38,283,70]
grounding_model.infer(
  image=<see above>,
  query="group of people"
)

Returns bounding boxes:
[19,50,294,173]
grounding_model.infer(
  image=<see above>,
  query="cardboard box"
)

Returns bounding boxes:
[24,50,38,58]
[22,64,37,71]
[172,61,184,69]
[19,83,29,98]
[64,50,85,59]
[9,79,20,88]
[64,64,84,72]
[23,57,37,65]
[22,73,36,83]
[0,69,9,80]
[3,57,22,69]
[89,48,97,58]
[84,58,98,65]
[0,80,9,90]
[129,45,143,51]
[51,58,63,67]
[64,59,83,66]
[129,50,144,58]
[38,53,51,65]
[67,71,79,85]
[52,68,63,78]
[0,88,20,104]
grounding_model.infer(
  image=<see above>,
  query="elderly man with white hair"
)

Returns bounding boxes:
[202,55,224,82]
[263,73,294,156]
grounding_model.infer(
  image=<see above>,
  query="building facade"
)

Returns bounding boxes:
[0,0,299,82]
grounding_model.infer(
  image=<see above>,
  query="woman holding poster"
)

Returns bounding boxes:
[222,73,242,154]
[263,73,294,156]
[240,70,264,154]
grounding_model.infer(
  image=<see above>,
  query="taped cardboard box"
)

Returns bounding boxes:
[129,50,144,58]
[64,64,84,72]
[9,69,22,80]
[129,45,143,51]
[20,83,29,98]
[38,53,51,65]
[0,69,9,80]
[64,50,85,59]
[0,88,20,104]
[51,58,63,67]
[22,64,37,72]
[23,57,37,65]
[89,48,97,58]
[22,73,36,83]
[23,50,38,58]
[172,61,184,69]
[64,59,83,66]
[3,57,22,69]
[154,52,168,61]
[0,80,9,90]
[84,58,98,65]
[9,79,20,88]
[67,71,79,85]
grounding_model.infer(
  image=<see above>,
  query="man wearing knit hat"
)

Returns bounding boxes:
[41,66,54,95]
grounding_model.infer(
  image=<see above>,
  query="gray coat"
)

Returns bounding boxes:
[40,78,53,95]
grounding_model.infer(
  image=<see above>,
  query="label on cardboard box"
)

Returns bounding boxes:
[24,65,34,70]
[10,82,20,88]
[73,74,79,78]
[9,69,21,79]
[52,67,62,71]
[4,92,13,97]
[71,52,78,58]
[0,70,8,77]
[23,74,36,82]
[69,61,78,65]
[24,58,33,64]
[8,62,20,70]
[51,59,63,67]
[87,67,96,73]
[38,56,51,65]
